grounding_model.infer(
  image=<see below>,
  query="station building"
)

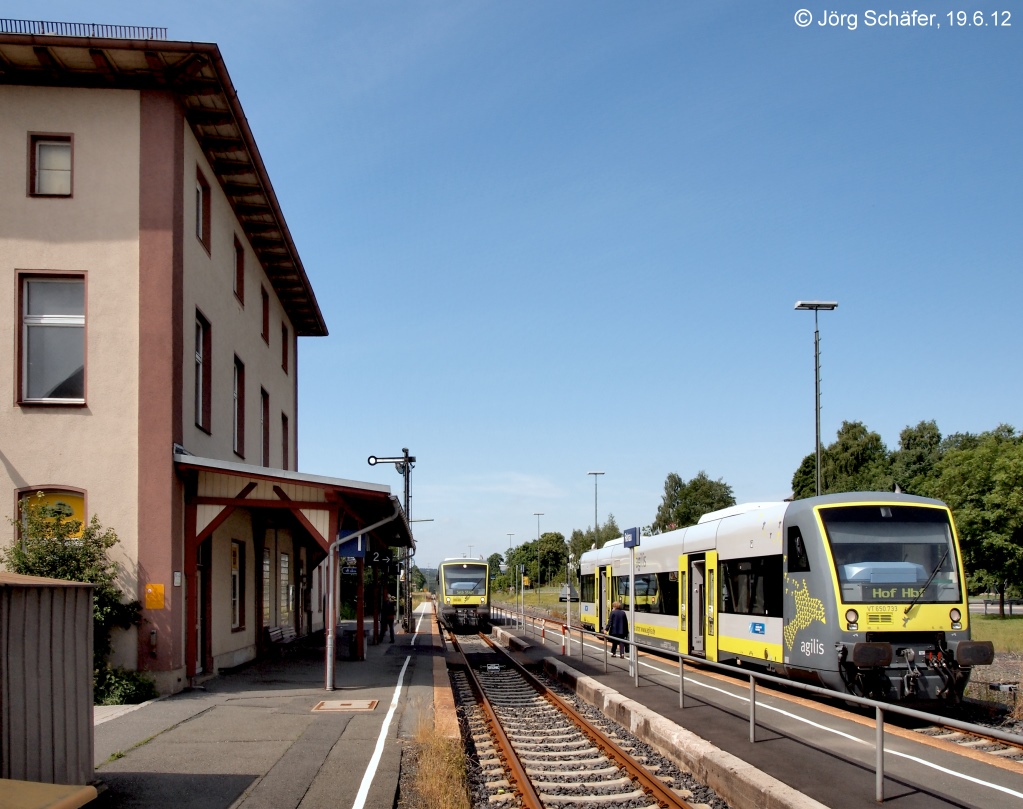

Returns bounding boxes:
[0,22,412,694]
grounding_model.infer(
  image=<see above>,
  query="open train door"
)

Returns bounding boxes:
[704,550,718,662]
[686,554,704,657]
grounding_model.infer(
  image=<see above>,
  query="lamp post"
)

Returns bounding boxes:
[794,302,838,497]
[534,512,543,603]
[368,448,416,629]
[587,471,604,542]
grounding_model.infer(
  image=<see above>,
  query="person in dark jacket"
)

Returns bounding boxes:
[382,594,397,643]
[605,601,629,658]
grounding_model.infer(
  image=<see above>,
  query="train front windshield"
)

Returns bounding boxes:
[819,505,962,604]
[444,563,487,595]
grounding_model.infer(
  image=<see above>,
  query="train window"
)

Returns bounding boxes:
[819,504,961,604]
[580,574,596,603]
[610,573,679,615]
[719,556,783,617]
[442,563,487,596]
[788,527,811,572]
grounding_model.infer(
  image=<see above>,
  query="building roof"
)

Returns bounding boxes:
[174,453,415,552]
[0,20,327,336]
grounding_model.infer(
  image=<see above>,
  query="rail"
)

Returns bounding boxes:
[0,19,168,39]
[490,605,1023,803]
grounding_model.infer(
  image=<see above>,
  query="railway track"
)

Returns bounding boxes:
[448,631,725,809]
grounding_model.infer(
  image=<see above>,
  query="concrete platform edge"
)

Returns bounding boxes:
[492,626,825,809]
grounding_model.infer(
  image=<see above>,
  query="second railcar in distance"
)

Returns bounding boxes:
[438,557,491,632]
[578,492,993,704]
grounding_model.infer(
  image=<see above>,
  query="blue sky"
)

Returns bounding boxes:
[10,1,1021,566]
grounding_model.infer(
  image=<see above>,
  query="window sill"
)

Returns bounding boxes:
[231,625,246,634]
[19,399,87,407]
[196,422,211,435]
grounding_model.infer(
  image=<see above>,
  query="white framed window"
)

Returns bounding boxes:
[20,275,85,403]
[30,135,72,196]
[233,356,245,457]
[260,388,270,466]
[195,168,210,250]
[195,311,211,431]
[279,552,291,625]
[231,541,245,630]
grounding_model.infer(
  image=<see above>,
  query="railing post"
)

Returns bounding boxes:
[876,706,885,802]
[679,654,684,709]
[561,624,566,655]
[749,676,756,743]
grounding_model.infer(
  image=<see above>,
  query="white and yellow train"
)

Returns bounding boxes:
[578,492,993,703]
[437,557,491,632]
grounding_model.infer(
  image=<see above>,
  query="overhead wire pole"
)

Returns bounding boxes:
[795,301,838,497]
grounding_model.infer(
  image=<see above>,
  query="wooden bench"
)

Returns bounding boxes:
[266,624,298,653]
[983,598,1023,615]
[0,778,97,809]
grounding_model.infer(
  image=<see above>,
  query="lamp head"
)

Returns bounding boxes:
[794,301,838,311]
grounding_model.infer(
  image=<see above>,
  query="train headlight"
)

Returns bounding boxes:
[481,597,487,605]
[950,607,962,629]
[845,608,859,630]
[445,598,451,604]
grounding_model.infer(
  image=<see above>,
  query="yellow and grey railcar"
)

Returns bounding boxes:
[438,557,491,632]
[578,492,993,704]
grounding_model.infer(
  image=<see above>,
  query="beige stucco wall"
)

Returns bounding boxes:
[0,86,141,668]
[180,127,297,470]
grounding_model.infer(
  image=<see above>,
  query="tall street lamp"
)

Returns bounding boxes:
[794,301,838,497]
[533,512,543,602]
[587,471,605,542]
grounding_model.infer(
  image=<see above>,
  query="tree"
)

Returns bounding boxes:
[930,425,1023,615]
[486,552,504,578]
[652,471,735,533]
[568,514,621,562]
[3,493,150,702]
[537,531,567,587]
[409,564,427,591]
[890,420,942,496]
[791,421,892,499]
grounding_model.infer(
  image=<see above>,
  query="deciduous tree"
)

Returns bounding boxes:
[652,471,735,533]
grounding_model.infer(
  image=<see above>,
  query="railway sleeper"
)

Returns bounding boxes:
[524,756,612,772]
[539,789,650,805]
[533,776,636,791]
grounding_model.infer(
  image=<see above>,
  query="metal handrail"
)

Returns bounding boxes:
[491,605,1023,803]
[0,19,168,39]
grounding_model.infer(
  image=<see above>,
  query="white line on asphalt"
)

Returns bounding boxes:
[351,653,412,809]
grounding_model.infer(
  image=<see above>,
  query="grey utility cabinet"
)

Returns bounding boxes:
[0,572,94,785]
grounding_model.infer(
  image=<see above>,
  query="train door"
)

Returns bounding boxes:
[598,566,610,631]
[704,550,718,662]
[678,557,688,655]
[688,554,705,656]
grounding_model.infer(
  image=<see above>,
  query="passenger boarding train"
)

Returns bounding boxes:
[437,557,491,632]
[578,493,994,703]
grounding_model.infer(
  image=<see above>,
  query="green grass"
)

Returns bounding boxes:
[492,587,572,618]
[969,614,1023,654]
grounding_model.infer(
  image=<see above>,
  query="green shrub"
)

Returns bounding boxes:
[4,493,144,703]
[94,665,159,705]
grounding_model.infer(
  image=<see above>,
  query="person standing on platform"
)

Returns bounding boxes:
[605,601,629,658]
[382,593,397,643]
